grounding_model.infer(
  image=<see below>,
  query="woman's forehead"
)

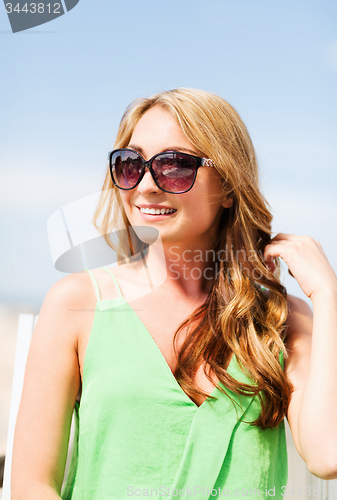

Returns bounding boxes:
[129,106,202,157]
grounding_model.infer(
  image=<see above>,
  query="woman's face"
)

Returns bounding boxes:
[119,105,232,251]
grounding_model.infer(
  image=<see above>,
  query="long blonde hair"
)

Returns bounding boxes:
[93,88,291,428]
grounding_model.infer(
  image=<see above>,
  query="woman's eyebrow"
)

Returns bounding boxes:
[127,144,143,153]
[127,144,201,156]
[168,146,201,155]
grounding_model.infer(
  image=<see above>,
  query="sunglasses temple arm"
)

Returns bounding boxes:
[202,158,216,168]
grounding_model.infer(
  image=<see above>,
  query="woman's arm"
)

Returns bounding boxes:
[265,234,337,479]
[11,273,88,499]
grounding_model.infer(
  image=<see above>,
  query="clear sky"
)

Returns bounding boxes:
[0,0,336,309]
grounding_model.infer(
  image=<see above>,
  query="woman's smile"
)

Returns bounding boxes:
[137,204,177,217]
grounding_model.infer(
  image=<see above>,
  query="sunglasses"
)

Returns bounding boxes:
[108,148,215,194]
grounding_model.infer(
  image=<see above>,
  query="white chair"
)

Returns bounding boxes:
[2,315,337,499]
[2,314,76,500]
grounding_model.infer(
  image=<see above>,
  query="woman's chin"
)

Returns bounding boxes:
[131,225,160,245]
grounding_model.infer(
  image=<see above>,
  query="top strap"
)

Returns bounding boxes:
[83,267,123,302]
[83,268,102,302]
[101,267,123,298]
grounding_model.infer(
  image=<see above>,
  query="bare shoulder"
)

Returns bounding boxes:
[22,270,97,393]
[287,294,312,316]
[284,294,312,369]
[44,270,96,310]
[34,270,97,359]
[284,294,312,391]
[285,294,312,342]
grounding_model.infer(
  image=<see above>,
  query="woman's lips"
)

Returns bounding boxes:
[137,206,177,219]
[139,206,176,215]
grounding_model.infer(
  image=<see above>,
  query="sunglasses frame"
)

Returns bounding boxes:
[108,148,216,194]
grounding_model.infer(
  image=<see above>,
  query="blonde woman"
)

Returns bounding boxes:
[12,89,337,499]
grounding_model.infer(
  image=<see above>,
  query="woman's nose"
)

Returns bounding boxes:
[137,167,161,195]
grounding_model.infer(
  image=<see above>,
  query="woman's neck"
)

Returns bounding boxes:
[138,236,218,299]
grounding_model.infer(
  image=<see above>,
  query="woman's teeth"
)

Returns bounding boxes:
[140,207,176,215]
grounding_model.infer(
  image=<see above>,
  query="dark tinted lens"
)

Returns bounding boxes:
[111,150,143,189]
[152,153,197,193]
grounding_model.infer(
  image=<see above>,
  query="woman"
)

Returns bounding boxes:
[12,88,337,499]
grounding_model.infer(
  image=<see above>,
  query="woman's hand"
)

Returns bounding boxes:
[264,233,337,300]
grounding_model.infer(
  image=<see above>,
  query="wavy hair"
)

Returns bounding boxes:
[92,88,292,428]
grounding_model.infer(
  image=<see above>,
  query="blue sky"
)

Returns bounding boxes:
[0,0,336,309]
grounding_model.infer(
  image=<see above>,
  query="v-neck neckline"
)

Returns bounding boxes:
[121,300,235,411]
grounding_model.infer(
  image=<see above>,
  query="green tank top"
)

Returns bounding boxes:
[61,267,288,500]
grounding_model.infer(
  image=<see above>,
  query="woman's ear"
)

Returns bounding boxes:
[222,197,233,209]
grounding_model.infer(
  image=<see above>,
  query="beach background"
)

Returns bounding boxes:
[0,0,337,495]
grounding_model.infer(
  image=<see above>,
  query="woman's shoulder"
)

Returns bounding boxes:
[285,294,312,344]
[286,294,312,326]
[33,271,98,361]
[36,273,96,344]
[287,294,312,314]
[45,270,97,310]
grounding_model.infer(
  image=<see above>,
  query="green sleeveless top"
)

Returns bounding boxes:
[61,267,288,500]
